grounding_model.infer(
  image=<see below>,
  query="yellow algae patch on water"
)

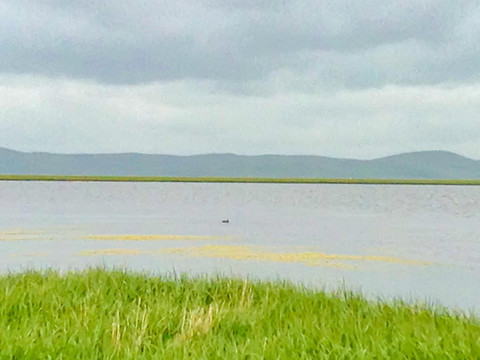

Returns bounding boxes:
[85,234,232,241]
[0,229,53,241]
[159,245,358,269]
[9,252,49,258]
[159,245,431,268]
[78,249,142,256]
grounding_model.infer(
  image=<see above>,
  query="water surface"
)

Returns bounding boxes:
[1,181,479,312]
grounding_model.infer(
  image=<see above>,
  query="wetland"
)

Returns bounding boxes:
[1,180,479,312]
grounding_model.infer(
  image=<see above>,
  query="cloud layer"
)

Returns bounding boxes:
[1,0,479,158]
[1,75,479,159]
[2,0,479,87]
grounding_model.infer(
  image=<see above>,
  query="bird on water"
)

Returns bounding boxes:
[222,219,229,223]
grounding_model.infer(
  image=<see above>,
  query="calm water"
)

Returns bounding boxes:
[1,181,479,312]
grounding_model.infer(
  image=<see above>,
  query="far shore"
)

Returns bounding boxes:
[0,174,480,185]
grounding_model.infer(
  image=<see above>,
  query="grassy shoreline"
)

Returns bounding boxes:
[1,174,480,185]
[1,269,479,358]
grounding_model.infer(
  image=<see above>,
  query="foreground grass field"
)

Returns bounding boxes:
[1,174,480,185]
[0,270,479,359]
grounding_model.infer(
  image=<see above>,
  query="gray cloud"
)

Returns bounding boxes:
[2,1,480,159]
[1,0,478,87]
[1,75,479,159]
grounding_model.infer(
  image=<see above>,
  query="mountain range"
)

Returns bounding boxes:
[1,147,479,179]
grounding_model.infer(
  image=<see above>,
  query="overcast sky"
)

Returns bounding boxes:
[1,0,479,159]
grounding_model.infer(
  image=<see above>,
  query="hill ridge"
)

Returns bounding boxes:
[0,148,478,179]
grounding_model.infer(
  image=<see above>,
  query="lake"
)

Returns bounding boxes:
[1,181,479,312]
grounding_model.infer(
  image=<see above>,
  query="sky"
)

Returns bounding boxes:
[1,0,479,159]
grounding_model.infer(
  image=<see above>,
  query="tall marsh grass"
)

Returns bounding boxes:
[0,269,478,359]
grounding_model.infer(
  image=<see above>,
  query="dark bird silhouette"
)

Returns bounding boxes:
[222,219,229,224]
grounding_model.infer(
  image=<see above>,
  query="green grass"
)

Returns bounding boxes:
[1,174,480,185]
[0,269,478,359]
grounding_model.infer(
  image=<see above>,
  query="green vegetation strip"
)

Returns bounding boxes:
[0,269,479,359]
[1,174,480,185]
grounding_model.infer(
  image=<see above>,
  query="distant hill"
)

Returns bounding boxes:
[0,147,479,179]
